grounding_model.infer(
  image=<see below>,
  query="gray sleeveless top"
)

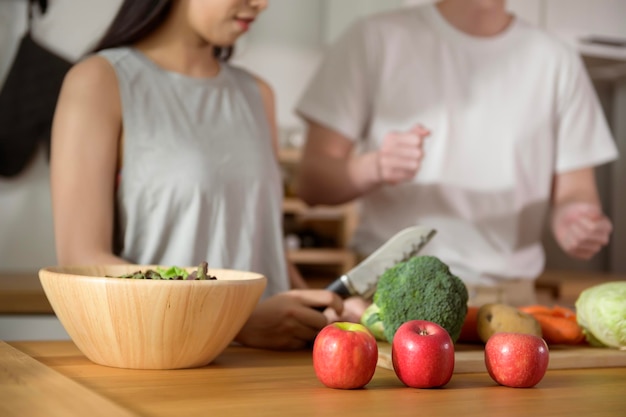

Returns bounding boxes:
[99,47,289,299]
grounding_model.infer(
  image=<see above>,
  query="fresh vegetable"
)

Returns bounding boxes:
[361,255,468,343]
[156,265,190,279]
[458,305,481,343]
[360,303,385,341]
[533,313,585,345]
[516,305,554,316]
[551,305,578,321]
[476,303,542,343]
[518,304,585,345]
[575,282,626,349]
[112,262,216,280]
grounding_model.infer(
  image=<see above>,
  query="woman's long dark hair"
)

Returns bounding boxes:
[92,0,233,61]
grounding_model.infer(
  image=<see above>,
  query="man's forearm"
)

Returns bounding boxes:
[296,151,380,206]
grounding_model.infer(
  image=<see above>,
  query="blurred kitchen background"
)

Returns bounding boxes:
[0,0,624,338]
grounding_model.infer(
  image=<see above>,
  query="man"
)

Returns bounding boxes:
[294,0,618,306]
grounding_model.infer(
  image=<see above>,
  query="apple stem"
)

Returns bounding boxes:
[418,330,430,336]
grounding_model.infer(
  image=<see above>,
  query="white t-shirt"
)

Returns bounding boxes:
[296,5,618,286]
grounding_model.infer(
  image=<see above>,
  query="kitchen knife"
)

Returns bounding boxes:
[324,225,436,300]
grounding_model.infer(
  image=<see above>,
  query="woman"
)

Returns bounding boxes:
[50,0,344,349]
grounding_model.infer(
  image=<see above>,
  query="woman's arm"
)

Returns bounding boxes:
[50,55,127,265]
[286,260,308,289]
[254,75,309,289]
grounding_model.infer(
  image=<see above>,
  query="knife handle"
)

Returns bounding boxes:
[313,276,353,312]
[325,277,353,298]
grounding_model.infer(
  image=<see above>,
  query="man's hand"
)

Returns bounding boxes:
[323,296,370,324]
[552,202,613,260]
[377,124,430,185]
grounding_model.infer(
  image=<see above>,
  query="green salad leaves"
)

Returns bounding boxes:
[113,262,216,280]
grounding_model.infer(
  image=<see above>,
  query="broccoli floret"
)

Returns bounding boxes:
[363,255,468,343]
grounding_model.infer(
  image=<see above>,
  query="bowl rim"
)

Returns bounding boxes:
[39,265,267,283]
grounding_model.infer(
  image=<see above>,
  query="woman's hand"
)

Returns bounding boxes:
[234,289,344,350]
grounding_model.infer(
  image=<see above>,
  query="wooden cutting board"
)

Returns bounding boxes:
[377,342,626,373]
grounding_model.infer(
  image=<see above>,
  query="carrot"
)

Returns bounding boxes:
[531,313,585,345]
[519,305,579,321]
[518,305,554,316]
[458,306,481,343]
[518,304,585,345]
[550,305,577,322]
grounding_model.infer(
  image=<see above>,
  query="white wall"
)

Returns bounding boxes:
[323,0,405,44]
[0,0,122,273]
[232,0,326,129]
[0,316,69,341]
[546,0,626,39]
[0,0,122,64]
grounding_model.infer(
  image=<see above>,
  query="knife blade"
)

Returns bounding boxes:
[325,225,436,300]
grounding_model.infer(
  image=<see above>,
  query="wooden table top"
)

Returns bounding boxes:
[3,340,625,417]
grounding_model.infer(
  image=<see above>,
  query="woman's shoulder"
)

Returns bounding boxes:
[249,72,274,99]
[57,53,122,121]
[62,53,119,94]
[223,64,274,99]
[222,63,258,81]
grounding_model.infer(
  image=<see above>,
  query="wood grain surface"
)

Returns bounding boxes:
[377,342,626,372]
[38,265,266,369]
[0,341,137,417]
[5,340,626,417]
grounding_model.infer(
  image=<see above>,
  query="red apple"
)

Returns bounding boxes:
[485,332,549,388]
[391,320,455,388]
[312,322,378,389]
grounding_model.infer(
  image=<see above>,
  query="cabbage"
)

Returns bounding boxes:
[575,282,626,350]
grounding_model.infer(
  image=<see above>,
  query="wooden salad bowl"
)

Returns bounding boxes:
[39,265,267,370]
